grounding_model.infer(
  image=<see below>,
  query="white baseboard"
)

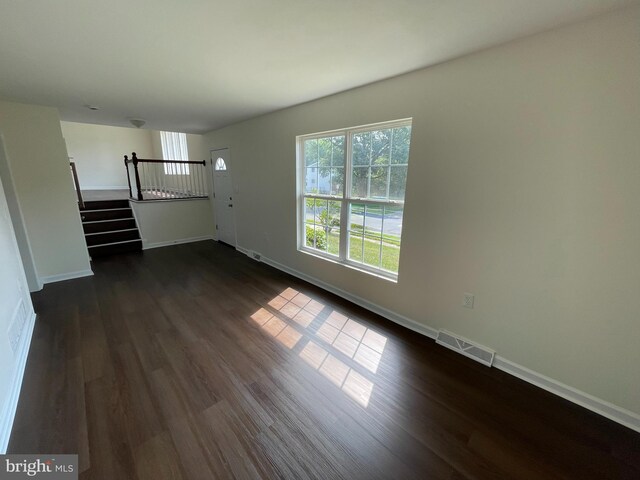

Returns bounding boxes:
[0,311,36,453]
[143,235,214,250]
[258,253,438,340]
[39,269,94,285]
[256,251,640,433]
[80,186,129,190]
[493,357,640,432]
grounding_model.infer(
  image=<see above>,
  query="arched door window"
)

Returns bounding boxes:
[215,157,227,171]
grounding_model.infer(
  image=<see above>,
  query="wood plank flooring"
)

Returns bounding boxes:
[8,241,640,479]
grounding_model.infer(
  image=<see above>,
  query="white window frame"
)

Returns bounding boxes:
[297,118,412,281]
[160,131,190,175]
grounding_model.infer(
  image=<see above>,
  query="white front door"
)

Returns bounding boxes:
[211,148,236,246]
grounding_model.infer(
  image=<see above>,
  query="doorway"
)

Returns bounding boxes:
[211,148,236,247]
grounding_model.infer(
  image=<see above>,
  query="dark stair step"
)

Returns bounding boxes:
[81,199,130,210]
[88,239,142,257]
[85,229,140,247]
[81,208,133,222]
[83,218,137,234]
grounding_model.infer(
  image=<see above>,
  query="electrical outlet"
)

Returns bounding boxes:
[463,293,474,309]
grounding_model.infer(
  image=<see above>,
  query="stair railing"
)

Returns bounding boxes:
[69,162,85,209]
[124,152,208,201]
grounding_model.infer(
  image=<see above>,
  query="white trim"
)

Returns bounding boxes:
[299,246,398,282]
[493,356,640,432]
[39,269,94,285]
[142,235,214,250]
[79,186,129,190]
[297,117,413,140]
[255,251,640,433]
[258,252,437,340]
[0,311,36,453]
[297,120,411,281]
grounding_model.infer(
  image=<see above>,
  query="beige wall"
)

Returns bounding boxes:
[0,101,91,283]
[0,134,39,291]
[61,121,154,189]
[204,7,640,416]
[131,198,214,249]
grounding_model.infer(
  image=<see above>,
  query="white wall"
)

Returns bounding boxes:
[0,101,92,284]
[61,121,154,189]
[0,135,39,291]
[0,168,36,452]
[131,198,214,249]
[204,7,640,419]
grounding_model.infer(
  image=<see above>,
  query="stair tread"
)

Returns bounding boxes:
[81,207,132,213]
[81,200,130,211]
[88,238,142,248]
[82,217,135,224]
[85,228,139,236]
[79,201,141,257]
[81,209,134,222]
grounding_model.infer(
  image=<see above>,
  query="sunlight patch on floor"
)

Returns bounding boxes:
[251,287,388,408]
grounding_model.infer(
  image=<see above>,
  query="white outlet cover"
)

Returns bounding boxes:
[463,293,474,308]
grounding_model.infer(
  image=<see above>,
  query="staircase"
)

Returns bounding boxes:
[80,200,142,257]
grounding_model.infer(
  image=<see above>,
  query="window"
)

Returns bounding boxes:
[160,131,190,174]
[298,119,412,279]
[214,157,227,170]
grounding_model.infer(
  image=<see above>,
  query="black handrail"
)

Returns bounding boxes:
[70,162,84,209]
[124,155,133,199]
[128,158,207,165]
[124,152,208,201]
[124,152,206,165]
[124,153,143,200]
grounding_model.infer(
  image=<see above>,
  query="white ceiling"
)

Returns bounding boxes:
[0,0,636,134]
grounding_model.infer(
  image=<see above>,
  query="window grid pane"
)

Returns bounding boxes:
[300,122,411,277]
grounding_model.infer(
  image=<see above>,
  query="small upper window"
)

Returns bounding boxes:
[160,131,190,175]
[215,157,227,171]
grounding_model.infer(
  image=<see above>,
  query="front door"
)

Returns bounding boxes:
[211,148,236,247]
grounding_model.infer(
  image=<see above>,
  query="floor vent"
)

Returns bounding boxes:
[435,330,495,367]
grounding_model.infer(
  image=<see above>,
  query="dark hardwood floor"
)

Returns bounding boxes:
[8,241,640,479]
